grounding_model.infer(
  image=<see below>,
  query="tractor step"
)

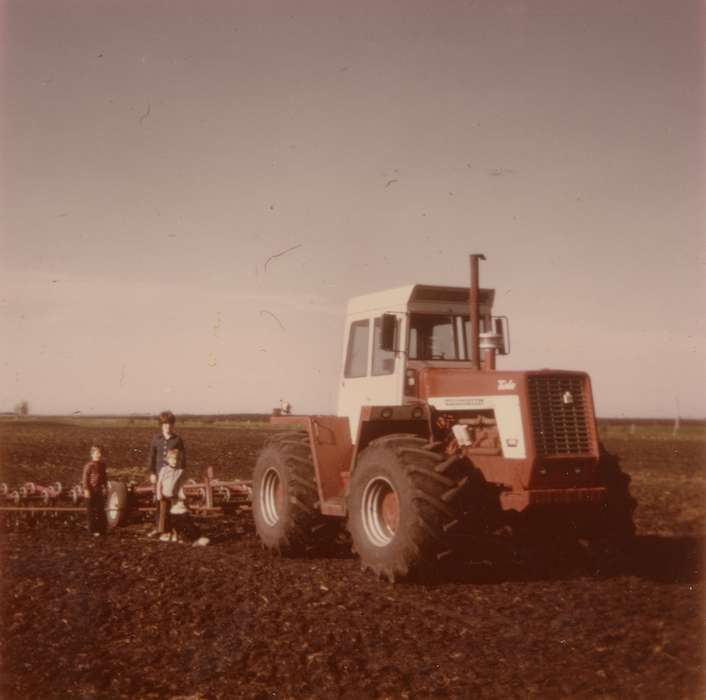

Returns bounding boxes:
[320,496,346,517]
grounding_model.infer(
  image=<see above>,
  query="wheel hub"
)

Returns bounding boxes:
[361,476,399,547]
[260,467,282,526]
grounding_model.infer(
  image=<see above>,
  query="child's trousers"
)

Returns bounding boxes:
[86,491,107,534]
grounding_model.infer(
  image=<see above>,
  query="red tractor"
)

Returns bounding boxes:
[252,255,635,580]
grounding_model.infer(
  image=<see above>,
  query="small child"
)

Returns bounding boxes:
[82,444,108,536]
[156,448,209,546]
[155,448,184,540]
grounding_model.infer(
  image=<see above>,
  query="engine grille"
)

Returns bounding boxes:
[528,375,592,456]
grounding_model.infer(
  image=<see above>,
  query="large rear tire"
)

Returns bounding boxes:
[347,434,473,582]
[252,431,337,555]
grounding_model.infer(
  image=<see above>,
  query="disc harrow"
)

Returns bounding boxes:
[0,466,252,529]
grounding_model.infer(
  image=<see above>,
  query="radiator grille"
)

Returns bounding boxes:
[528,375,592,456]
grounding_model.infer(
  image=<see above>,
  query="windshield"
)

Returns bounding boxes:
[408,314,471,361]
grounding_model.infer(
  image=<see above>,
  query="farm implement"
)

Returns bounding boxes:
[0,468,252,528]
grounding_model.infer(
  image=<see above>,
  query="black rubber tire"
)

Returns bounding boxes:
[105,481,128,530]
[252,431,336,555]
[512,446,637,570]
[589,445,637,542]
[347,434,472,582]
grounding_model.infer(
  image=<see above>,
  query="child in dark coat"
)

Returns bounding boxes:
[82,445,108,536]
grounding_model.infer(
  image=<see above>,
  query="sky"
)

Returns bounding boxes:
[1,0,704,418]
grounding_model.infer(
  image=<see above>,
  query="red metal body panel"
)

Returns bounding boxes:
[416,367,602,511]
[271,368,604,516]
[354,404,430,451]
[270,415,352,516]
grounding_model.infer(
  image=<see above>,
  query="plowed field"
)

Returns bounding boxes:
[1,419,703,699]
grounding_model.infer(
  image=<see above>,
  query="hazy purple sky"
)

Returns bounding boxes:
[2,0,704,417]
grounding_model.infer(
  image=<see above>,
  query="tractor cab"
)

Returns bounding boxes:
[337,283,509,442]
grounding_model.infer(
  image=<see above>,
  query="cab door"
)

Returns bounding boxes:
[337,314,405,443]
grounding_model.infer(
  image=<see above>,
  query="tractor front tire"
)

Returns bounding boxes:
[347,435,471,582]
[511,447,637,568]
[579,446,637,569]
[252,431,336,555]
[594,446,637,540]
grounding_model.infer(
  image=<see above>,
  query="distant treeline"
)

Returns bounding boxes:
[0,413,273,425]
[165,414,271,423]
[3,414,703,426]
[598,418,705,428]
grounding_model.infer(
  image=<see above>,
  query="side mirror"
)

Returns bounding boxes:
[493,316,510,355]
[380,314,397,351]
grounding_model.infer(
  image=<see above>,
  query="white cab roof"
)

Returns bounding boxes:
[346,285,495,315]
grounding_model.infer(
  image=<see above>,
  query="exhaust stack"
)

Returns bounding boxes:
[469,254,485,370]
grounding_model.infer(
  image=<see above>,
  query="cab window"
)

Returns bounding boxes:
[409,313,468,361]
[372,316,396,376]
[344,320,370,378]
